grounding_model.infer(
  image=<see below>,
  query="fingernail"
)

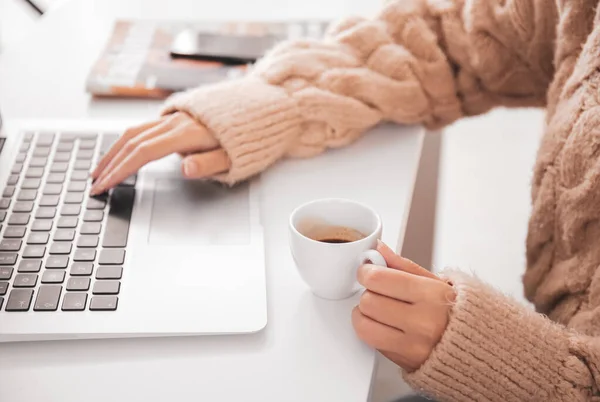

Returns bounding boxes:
[183,159,197,177]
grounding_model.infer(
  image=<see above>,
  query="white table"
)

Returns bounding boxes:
[0,0,425,401]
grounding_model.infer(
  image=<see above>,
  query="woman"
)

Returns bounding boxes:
[91,0,600,400]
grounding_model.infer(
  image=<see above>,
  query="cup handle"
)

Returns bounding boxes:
[359,249,387,267]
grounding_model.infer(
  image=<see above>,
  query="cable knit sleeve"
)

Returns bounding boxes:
[163,0,557,184]
[403,270,600,401]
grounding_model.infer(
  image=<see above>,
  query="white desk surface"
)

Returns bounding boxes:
[0,0,424,401]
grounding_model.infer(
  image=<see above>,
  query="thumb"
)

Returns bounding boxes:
[376,240,440,280]
[181,149,231,179]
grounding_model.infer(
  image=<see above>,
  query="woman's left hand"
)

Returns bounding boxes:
[352,242,456,372]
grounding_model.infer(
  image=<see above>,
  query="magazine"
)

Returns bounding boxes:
[86,20,329,99]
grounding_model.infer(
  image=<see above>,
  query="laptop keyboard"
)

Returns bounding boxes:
[0,132,135,312]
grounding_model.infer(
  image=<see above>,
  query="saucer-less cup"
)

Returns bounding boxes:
[289,198,387,300]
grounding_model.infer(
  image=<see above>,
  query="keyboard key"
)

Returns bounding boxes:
[11,163,23,174]
[84,210,104,222]
[5,289,33,311]
[56,142,73,152]
[6,175,19,187]
[76,150,94,160]
[61,205,81,216]
[21,178,41,189]
[36,133,55,146]
[28,157,47,167]
[34,285,61,311]
[42,270,65,284]
[25,167,44,178]
[77,235,98,248]
[0,296,4,309]
[23,245,45,258]
[53,152,71,162]
[64,192,84,204]
[0,267,13,279]
[15,153,26,163]
[8,213,30,225]
[46,255,69,269]
[0,198,11,209]
[99,249,124,265]
[70,171,89,181]
[93,281,120,295]
[54,229,75,241]
[100,134,119,151]
[86,197,106,210]
[0,282,7,295]
[80,222,101,235]
[67,277,90,291]
[71,262,93,276]
[19,142,31,152]
[13,201,33,212]
[50,242,72,255]
[57,216,78,228]
[33,147,51,157]
[18,260,42,273]
[39,195,60,206]
[0,211,6,222]
[2,186,15,197]
[31,219,53,231]
[13,273,38,287]
[74,160,91,170]
[89,296,117,311]
[79,141,96,150]
[43,184,62,195]
[35,207,56,219]
[62,292,87,311]
[23,132,34,141]
[96,266,122,279]
[0,254,17,265]
[0,239,21,251]
[103,187,134,248]
[27,233,49,245]
[68,182,86,192]
[74,249,96,262]
[46,173,66,184]
[17,189,37,201]
[3,226,25,239]
[50,163,69,173]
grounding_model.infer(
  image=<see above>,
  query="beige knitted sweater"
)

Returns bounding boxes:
[165,0,600,400]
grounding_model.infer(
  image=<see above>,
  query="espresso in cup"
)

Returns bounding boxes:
[306,225,366,244]
[289,199,387,300]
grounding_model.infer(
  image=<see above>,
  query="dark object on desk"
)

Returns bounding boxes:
[170,30,281,64]
[20,0,44,15]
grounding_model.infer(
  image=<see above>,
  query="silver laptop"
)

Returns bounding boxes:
[0,120,267,342]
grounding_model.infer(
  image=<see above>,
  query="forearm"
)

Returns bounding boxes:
[404,270,597,402]
[165,0,558,184]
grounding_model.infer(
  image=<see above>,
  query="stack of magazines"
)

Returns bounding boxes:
[86,20,328,99]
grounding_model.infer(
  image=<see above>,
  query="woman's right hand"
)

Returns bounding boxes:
[90,112,231,195]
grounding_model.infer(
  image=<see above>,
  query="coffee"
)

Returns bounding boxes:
[305,224,366,244]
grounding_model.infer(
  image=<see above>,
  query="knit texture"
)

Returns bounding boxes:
[163,0,600,400]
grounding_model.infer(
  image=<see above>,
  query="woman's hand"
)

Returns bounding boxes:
[90,112,231,195]
[353,242,455,372]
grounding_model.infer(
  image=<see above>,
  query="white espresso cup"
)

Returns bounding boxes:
[289,198,387,300]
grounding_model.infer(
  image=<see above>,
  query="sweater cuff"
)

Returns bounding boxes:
[403,270,571,402]
[162,77,303,185]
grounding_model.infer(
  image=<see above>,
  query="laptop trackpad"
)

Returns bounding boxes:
[148,179,250,246]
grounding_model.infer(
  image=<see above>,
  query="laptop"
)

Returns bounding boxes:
[0,119,267,342]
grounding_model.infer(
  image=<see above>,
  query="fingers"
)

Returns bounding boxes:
[91,125,207,195]
[91,117,163,179]
[351,307,405,352]
[376,241,439,281]
[357,264,431,303]
[181,149,231,179]
[358,290,411,331]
